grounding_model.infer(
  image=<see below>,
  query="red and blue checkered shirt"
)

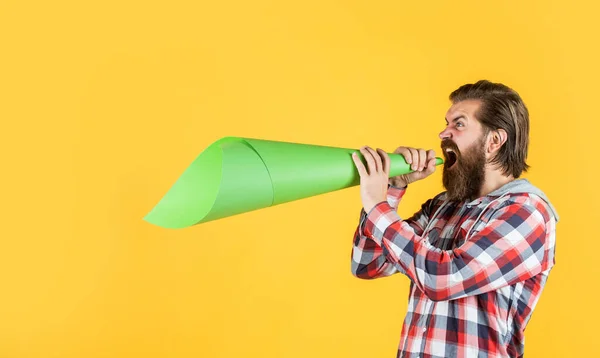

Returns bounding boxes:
[351,181,557,357]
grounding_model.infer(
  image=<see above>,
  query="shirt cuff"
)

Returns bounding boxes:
[363,201,402,244]
[387,184,406,209]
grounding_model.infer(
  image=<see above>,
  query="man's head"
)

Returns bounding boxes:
[439,80,530,202]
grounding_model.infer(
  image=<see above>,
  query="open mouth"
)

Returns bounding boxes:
[444,148,458,169]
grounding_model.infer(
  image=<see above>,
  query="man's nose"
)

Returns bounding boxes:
[439,127,452,140]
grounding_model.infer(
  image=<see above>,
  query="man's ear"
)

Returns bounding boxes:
[487,129,507,154]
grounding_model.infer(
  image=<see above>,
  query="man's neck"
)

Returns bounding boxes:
[479,169,515,198]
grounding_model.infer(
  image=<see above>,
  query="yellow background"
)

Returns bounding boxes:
[1,0,598,357]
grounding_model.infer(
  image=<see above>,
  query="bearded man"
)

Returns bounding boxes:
[350,80,559,358]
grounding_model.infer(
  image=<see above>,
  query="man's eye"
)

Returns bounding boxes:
[456,122,464,127]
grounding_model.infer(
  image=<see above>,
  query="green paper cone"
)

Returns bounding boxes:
[144,137,444,229]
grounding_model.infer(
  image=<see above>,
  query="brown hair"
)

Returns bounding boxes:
[449,80,530,178]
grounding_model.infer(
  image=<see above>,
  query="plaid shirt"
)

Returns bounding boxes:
[351,183,556,357]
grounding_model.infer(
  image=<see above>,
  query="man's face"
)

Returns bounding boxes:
[439,100,489,202]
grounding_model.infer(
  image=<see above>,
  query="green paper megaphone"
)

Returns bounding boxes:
[143,137,443,229]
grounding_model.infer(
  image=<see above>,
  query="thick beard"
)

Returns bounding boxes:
[442,138,486,202]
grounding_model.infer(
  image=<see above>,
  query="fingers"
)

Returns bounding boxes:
[408,148,418,170]
[377,148,390,174]
[393,146,436,172]
[424,150,437,174]
[417,148,427,171]
[357,146,434,176]
[367,147,383,172]
[426,149,436,162]
[360,146,384,174]
[424,156,437,175]
[394,147,413,168]
[355,146,391,176]
[351,152,367,177]
[393,146,408,155]
[359,146,377,174]
[365,147,383,173]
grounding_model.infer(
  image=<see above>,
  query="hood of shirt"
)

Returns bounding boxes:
[476,178,560,222]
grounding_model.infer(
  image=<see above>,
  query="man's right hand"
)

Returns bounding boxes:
[389,147,438,188]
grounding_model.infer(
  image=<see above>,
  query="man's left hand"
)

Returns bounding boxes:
[351,146,390,213]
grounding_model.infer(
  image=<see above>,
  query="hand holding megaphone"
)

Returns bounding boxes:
[352,145,438,213]
[388,146,438,188]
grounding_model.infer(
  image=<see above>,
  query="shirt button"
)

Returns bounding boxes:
[422,327,426,332]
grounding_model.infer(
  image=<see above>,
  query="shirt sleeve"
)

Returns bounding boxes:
[350,185,434,279]
[360,194,555,301]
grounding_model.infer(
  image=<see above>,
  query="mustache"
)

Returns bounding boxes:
[441,139,460,154]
